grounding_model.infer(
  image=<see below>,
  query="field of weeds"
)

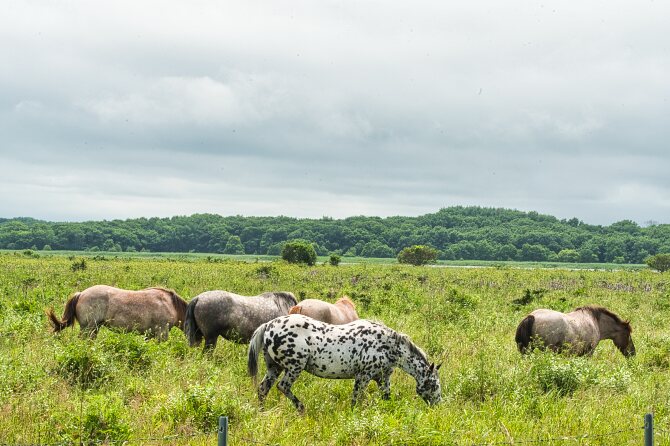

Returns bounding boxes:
[1,253,669,445]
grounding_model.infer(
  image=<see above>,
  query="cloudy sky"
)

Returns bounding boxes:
[2,1,669,225]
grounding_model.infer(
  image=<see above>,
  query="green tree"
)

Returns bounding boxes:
[281,239,317,266]
[556,249,580,263]
[397,245,438,266]
[329,253,341,266]
[646,254,670,273]
[223,236,245,255]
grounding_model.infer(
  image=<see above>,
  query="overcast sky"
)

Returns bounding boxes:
[2,1,669,225]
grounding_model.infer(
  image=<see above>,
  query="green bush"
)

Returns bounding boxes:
[281,240,317,266]
[55,341,110,388]
[646,253,670,273]
[82,395,130,444]
[329,253,341,266]
[98,331,153,370]
[397,245,438,266]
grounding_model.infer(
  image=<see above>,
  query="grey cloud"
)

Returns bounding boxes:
[1,1,669,224]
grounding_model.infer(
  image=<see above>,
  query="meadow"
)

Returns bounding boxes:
[1,252,669,445]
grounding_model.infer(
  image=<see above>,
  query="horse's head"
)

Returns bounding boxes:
[416,363,442,405]
[614,321,635,357]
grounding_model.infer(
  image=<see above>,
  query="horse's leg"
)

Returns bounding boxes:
[351,374,373,406]
[203,336,218,352]
[374,370,392,400]
[258,353,282,405]
[276,366,305,413]
[79,322,99,339]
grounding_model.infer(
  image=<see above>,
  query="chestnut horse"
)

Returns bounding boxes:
[515,305,635,357]
[47,285,187,340]
[288,296,358,324]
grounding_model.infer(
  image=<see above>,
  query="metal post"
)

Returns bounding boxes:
[645,413,654,446]
[218,416,229,446]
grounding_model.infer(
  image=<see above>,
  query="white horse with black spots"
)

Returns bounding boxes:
[247,314,442,412]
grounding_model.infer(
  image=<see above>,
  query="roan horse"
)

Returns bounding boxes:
[288,296,358,324]
[184,290,297,349]
[515,305,635,357]
[47,285,187,340]
[248,314,442,412]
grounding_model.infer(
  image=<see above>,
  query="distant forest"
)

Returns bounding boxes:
[1,207,669,263]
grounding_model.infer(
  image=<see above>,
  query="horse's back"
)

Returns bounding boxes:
[291,298,358,324]
[78,286,178,332]
[290,299,334,323]
[528,308,598,353]
[264,315,394,378]
[191,290,287,343]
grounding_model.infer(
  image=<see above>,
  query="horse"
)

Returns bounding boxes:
[184,290,297,349]
[248,314,442,412]
[46,285,187,340]
[288,296,358,324]
[515,305,635,357]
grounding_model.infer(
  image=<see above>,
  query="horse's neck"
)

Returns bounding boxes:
[398,340,428,381]
[595,314,621,340]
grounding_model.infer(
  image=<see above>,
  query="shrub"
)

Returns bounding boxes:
[646,253,670,273]
[71,258,87,271]
[55,341,110,388]
[281,240,317,266]
[82,395,130,444]
[397,245,438,266]
[98,331,152,370]
[329,253,341,266]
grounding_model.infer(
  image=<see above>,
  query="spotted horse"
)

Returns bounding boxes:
[247,314,442,412]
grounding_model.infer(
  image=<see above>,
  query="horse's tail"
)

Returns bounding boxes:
[248,322,268,385]
[46,292,81,332]
[515,315,535,353]
[288,305,302,315]
[184,296,203,347]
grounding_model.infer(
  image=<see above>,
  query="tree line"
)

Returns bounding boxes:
[1,207,668,263]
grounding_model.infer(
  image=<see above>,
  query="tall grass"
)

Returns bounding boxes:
[0,253,667,444]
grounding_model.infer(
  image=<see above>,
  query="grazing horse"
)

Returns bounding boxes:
[515,305,635,357]
[46,285,187,340]
[288,296,358,324]
[184,290,297,349]
[248,314,442,412]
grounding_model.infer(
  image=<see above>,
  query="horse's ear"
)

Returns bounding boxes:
[428,363,434,371]
[436,363,442,370]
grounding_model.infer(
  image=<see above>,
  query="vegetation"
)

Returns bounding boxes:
[397,245,439,266]
[1,207,669,263]
[1,253,669,444]
[645,253,670,273]
[329,253,341,267]
[281,240,318,266]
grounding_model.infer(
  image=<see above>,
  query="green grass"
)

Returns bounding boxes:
[2,248,647,271]
[0,253,667,444]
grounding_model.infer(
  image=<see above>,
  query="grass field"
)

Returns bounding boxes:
[3,248,647,271]
[1,252,668,445]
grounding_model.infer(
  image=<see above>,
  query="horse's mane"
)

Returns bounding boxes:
[336,296,355,309]
[576,305,632,332]
[267,292,298,313]
[150,287,187,313]
[395,331,428,363]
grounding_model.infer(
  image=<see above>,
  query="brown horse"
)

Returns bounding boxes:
[288,296,358,324]
[47,285,187,340]
[515,305,635,357]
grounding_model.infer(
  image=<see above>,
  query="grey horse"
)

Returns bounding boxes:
[184,290,297,349]
[515,305,635,357]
